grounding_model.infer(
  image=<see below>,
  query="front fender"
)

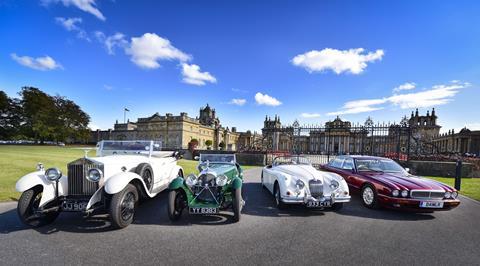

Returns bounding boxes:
[168,177,184,190]
[104,172,147,195]
[231,177,242,190]
[15,171,67,208]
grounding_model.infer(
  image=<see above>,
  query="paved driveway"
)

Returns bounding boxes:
[1,168,479,265]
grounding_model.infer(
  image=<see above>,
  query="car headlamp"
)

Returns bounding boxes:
[87,168,103,182]
[392,190,400,197]
[451,191,458,199]
[329,180,339,190]
[445,191,452,199]
[185,174,198,187]
[295,179,305,190]
[45,168,62,181]
[216,174,228,186]
[401,190,409,197]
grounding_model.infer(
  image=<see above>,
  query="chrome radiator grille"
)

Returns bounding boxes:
[410,190,445,200]
[67,158,103,196]
[309,180,323,198]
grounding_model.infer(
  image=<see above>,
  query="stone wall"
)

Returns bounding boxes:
[405,160,477,178]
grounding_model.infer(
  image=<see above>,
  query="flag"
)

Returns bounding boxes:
[124,108,130,112]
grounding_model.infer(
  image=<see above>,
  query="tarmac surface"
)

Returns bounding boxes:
[1,167,479,265]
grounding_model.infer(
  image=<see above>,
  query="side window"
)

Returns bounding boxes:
[331,158,344,168]
[342,158,354,170]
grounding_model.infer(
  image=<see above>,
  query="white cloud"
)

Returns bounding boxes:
[181,63,216,86]
[327,81,469,116]
[55,17,90,41]
[229,98,246,106]
[393,82,416,93]
[103,84,113,91]
[95,31,128,55]
[88,123,100,130]
[125,33,191,69]
[11,53,62,71]
[301,113,321,118]
[42,0,106,21]
[55,17,81,31]
[292,48,384,74]
[255,92,282,106]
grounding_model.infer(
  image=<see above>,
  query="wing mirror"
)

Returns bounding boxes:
[405,167,410,173]
[174,150,185,159]
[194,156,200,161]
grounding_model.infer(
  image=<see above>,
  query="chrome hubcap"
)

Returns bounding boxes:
[363,187,374,205]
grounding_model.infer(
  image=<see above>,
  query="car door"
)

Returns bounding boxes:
[150,157,172,189]
[338,158,362,190]
[263,165,274,193]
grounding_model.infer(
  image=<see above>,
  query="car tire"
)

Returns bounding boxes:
[274,183,286,210]
[331,203,344,211]
[135,163,154,192]
[110,184,138,229]
[17,188,59,227]
[232,187,242,222]
[361,184,380,209]
[168,189,186,221]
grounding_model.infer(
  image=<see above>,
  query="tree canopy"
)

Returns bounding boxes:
[0,87,90,143]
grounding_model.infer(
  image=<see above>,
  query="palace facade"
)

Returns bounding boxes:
[90,104,262,151]
[261,108,480,156]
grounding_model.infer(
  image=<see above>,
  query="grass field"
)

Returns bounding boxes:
[0,145,258,202]
[427,177,480,201]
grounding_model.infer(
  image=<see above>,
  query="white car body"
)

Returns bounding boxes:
[16,140,183,212]
[262,156,350,207]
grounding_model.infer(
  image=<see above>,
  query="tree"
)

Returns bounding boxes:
[53,96,90,143]
[205,140,213,150]
[219,141,225,150]
[20,87,57,143]
[188,138,199,154]
[0,91,22,139]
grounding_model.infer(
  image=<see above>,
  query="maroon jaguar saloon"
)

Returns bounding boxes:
[321,155,460,212]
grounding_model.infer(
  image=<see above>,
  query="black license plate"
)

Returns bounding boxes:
[189,207,218,214]
[306,200,332,208]
[62,201,88,212]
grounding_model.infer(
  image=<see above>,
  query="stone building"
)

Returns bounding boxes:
[433,128,480,155]
[409,108,441,140]
[90,104,245,151]
[261,108,441,156]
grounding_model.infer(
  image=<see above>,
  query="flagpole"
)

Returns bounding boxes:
[124,107,130,123]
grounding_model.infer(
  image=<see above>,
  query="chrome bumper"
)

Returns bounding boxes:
[282,195,351,204]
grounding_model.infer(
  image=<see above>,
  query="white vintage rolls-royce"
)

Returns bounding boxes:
[15,140,183,229]
[261,155,350,210]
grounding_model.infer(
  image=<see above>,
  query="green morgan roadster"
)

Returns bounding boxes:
[167,154,244,222]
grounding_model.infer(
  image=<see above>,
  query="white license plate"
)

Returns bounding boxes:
[419,201,444,208]
[189,207,218,214]
[62,201,88,211]
[306,200,331,208]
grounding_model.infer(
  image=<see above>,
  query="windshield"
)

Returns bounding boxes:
[200,154,236,163]
[273,156,311,166]
[97,140,162,156]
[355,158,406,173]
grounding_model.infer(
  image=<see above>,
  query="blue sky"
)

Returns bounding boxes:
[1,0,479,132]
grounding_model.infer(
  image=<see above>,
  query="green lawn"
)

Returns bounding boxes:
[0,145,258,202]
[427,176,480,201]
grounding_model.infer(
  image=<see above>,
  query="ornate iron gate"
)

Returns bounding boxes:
[262,118,413,167]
